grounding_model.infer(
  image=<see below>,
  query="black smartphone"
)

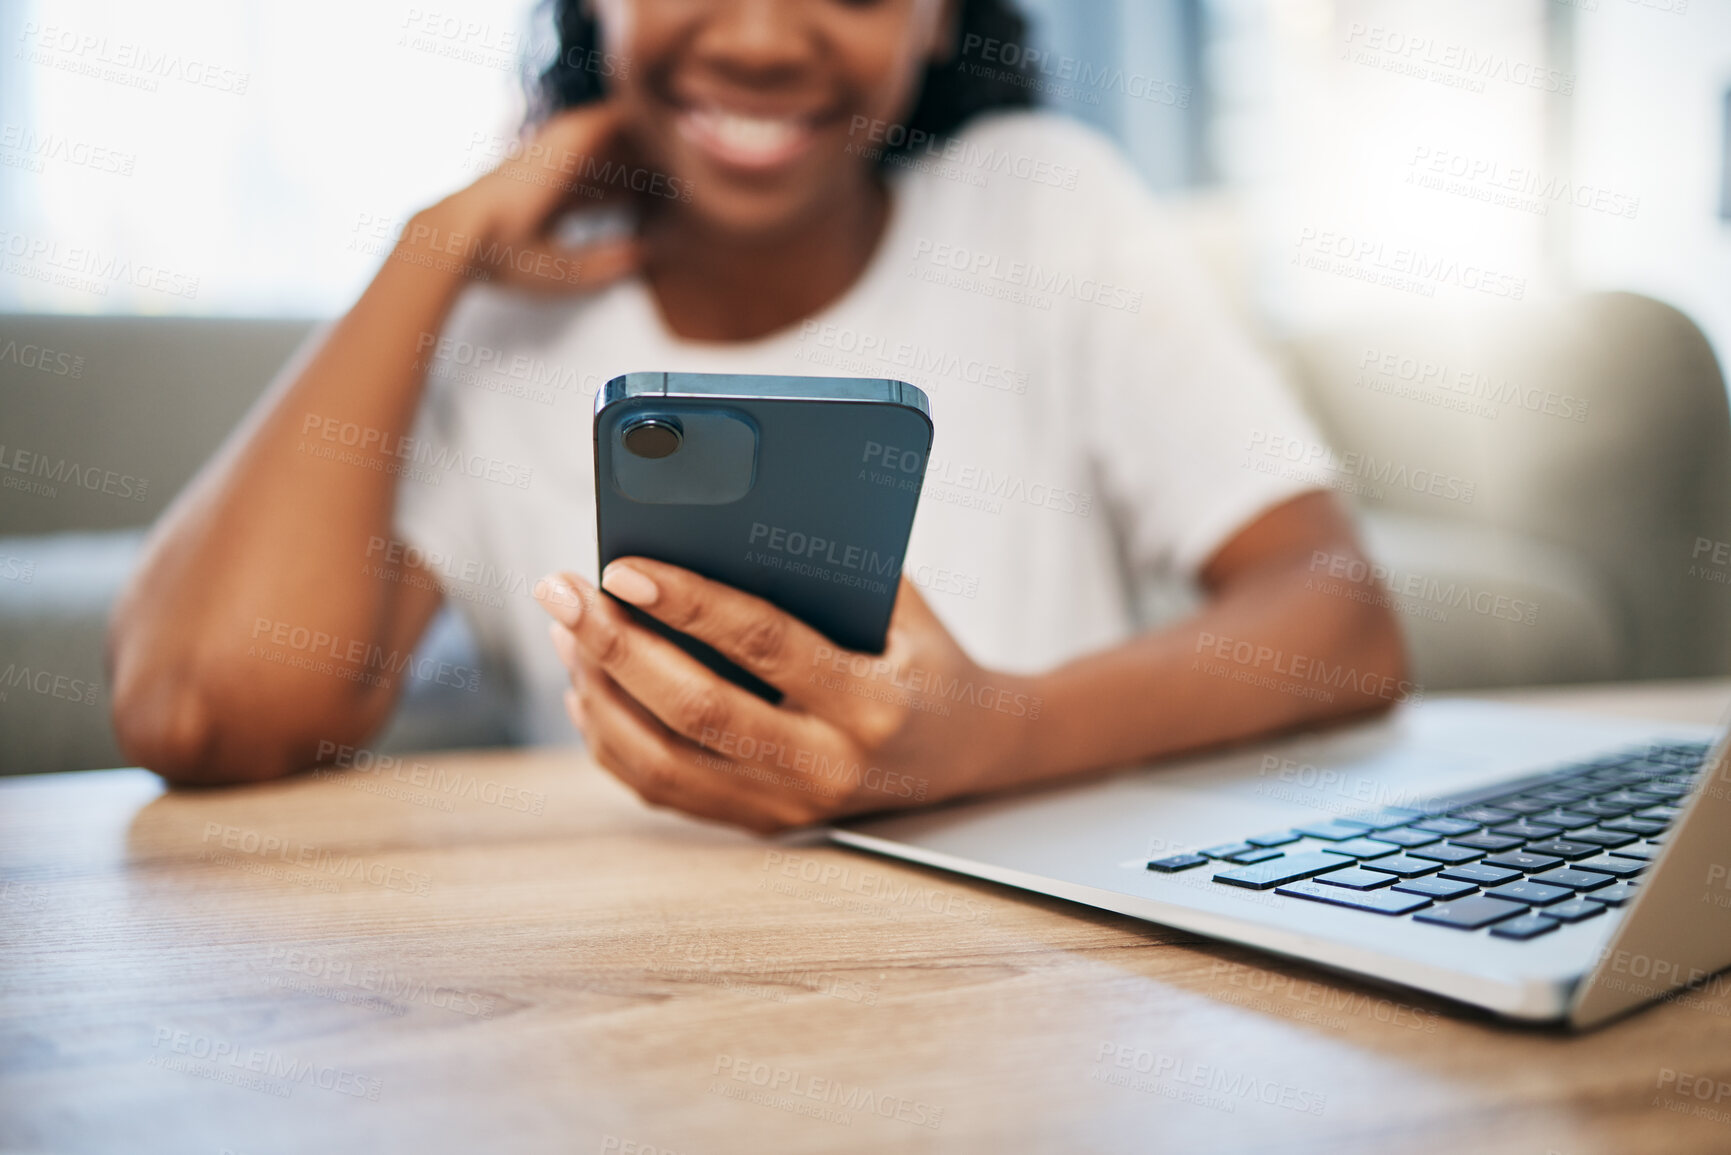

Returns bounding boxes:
[594,371,933,700]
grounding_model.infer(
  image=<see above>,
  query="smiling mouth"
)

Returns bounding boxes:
[675,104,820,170]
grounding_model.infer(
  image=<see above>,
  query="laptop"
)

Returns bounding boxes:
[831,698,1731,1027]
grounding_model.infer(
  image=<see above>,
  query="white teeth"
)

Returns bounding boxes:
[714,112,798,151]
[685,106,809,165]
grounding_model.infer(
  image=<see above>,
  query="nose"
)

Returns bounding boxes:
[689,0,814,83]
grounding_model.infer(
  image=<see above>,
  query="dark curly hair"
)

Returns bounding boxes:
[528,0,1039,154]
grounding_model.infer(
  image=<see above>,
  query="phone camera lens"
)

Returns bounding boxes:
[622,417,682,459]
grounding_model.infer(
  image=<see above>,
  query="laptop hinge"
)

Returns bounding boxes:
[1569,734,1731,1028]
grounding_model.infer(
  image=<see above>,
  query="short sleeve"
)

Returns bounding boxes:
[1062,135,1327,579]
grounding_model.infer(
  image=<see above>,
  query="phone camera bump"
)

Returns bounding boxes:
[622,417,682,459]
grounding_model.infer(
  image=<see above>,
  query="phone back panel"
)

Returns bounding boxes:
[595,372,932,695]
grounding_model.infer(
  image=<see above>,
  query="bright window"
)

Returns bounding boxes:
[0,0,532,316]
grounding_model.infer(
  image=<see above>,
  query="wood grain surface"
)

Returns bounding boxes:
[3,682,1731,1155]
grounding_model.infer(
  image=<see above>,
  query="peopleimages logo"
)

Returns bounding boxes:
[910,237,1144,313]
[149,1026,381,1100]
[200,822,433,896]
[0,337,85,377]
[1342,22,1575,95]
[0,442,149,501]
[711,1054,944,1130]
[748,523,900,578]
[299,413,534,490]
[0,662,100,705]
[1292,227,1526,301]
[1195,631,1422,705]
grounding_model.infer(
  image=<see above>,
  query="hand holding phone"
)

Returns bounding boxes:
[535,560,1043,833]
[530,370,1043,830]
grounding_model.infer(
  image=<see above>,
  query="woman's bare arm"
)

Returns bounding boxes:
[1011,491,1412,784]
[108,105,638,785]
[532,490,1407,833]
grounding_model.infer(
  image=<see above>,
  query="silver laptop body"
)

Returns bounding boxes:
[832,700,1731,1027]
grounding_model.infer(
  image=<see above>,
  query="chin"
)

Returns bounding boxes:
[676,182,841,242]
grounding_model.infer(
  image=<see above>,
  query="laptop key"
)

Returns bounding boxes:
[1319,838,1401,859]
[1528,788,1593,804]
[1213,852,1353,890]
[1589,884,1641,907]
[1529,867,1617,890]
[1544,898,1608,923]
[1489,914,1561,940]
[1411,816,1481,836]
[1570,856,1644,879]
[1245,831,1301,847]
[1201,842,1259,860]
[1491,797,1555,815]
[1227,847,1286,864]
[1292,821,1375,842]
[1608,844,1657,862]
[1370,826,1441,848]
[1577,800,1637,819]
[1523,839,1600,860]
[1449,805,1516,825]
[1603,816,1668,836]
[1391,876,1478,900]
[1568,828,1638,849]
[1606,790,1670,808]
[1147,854,1209,872]
[1448,832,1524,852]
[1343,807,1428,830]
[1489,820,1562,840]
[1485,881,1573,906]
[1534,810,1597,830]
[1407,844,1484,865]
[1314,866,1397,890]
[1274,880,1432,915]
[1438,863,1522,886]
[1358,855,1443,878]
[1413,896,1529,930]
[1482,851,1565,873]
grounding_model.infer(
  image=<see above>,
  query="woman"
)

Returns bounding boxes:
[109,0,1407,833]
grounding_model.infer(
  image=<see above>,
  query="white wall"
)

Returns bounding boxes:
[1208,0,1558,333]
[1567,0,1731,368]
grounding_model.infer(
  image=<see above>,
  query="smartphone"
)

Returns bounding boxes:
[594,371,933,701]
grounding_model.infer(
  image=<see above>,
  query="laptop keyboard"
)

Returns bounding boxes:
[1145,741,1711,941]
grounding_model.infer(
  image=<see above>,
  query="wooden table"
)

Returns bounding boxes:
[4,681,1730,1154]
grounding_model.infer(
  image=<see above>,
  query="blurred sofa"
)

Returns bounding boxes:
[3,284,1728,775]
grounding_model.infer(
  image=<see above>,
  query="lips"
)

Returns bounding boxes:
[675,104,819,170]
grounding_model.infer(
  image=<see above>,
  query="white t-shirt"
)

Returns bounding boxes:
[395,111,1323,743]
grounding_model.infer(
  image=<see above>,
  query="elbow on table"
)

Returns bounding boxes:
[109,654,315,787]
[1345,594,1414,718]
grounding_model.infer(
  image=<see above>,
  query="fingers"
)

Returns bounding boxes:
[536,571,826,758]
[595,557,891,716]
[534,101,627,158]
[547,621,585,694]
[497,102,628,198]
[465,100,645,291]
[570,660,812,834]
